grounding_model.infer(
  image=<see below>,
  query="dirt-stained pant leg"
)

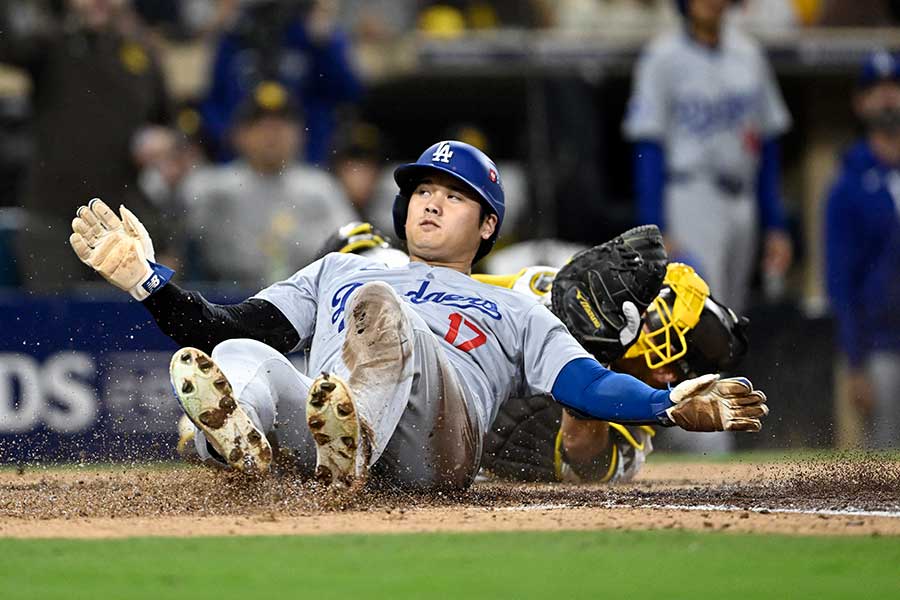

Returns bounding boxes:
[191,338,317,474]
[370,305,483,491]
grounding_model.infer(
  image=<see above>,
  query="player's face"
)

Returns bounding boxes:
[688,0,728,27]
[856,81,900,123]
[405,173,497,268]
[234,116,300,175]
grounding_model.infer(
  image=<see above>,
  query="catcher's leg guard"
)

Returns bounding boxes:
[170,347,273,474]
[306,373,369,487]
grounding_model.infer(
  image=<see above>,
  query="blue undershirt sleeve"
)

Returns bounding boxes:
[551,357,674,425]
[757,138,787,231]
[634,140,666,231]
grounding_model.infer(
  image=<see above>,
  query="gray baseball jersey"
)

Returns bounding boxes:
[623,25,790,186]
[254,253,592,430]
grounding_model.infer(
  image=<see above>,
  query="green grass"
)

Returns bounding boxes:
[1,530,897,599]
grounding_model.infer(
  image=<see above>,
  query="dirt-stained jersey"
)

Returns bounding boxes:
[254,253,591,431]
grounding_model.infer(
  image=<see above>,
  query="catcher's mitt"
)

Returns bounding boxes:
[550,225,668,364]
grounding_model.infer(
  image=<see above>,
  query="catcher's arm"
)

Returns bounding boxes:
[70,199,299,354]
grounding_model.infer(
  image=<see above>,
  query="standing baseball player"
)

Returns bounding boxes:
[623,0,793,314]
[69,140,767,490]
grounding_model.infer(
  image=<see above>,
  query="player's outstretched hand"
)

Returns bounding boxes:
[664,374,768,432]
[69,198,173,300]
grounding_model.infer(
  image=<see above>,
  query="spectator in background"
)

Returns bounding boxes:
[201,0,361,165]
[825,51,900,449]
[330,121,389,221]
[183,82,356,288]
[623,0,792,454]
[0,0,173,291]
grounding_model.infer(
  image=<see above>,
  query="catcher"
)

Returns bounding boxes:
[313,222,749,483]
[70,140,767,490]
[482,262,749,483]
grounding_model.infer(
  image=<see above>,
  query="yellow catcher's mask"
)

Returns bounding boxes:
[623,263,709,369]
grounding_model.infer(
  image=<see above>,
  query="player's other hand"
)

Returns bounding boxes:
[763,230,792,276]
[664,374,768,432]
[69,198,173,300]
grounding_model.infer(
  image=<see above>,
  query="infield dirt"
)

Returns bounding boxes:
[1,456,898,539]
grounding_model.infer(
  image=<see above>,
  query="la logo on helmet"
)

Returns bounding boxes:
[432,141,454,163]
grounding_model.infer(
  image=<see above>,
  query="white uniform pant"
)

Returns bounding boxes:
[192,294,483,489]
[666,179,757,314]
[866,351,900,449]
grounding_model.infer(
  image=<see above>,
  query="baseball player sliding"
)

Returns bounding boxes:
[318,224,749,483]
[69,140,768,490]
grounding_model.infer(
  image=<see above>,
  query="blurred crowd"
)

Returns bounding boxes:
[0,0,898,442]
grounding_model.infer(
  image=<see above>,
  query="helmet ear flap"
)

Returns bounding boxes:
[392,192,410,241]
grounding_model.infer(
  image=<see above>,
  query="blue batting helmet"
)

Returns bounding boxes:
[393,140,505,263]
[859,50,900,89]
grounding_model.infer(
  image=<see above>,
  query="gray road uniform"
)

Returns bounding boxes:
[623,25,791,312]
[182,162,357,287]
[191,253,592,488]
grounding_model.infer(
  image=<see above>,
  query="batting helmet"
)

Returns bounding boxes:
[393,140,505,263]
[680,295,749,377]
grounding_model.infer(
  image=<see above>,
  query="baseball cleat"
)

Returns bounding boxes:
[169,347,272,474]
[306,372,366,487]
[175,414,198,460]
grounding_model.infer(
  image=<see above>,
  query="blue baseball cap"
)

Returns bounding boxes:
[859,50,900,89]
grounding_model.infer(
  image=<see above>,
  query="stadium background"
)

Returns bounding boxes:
[0,0,895,462]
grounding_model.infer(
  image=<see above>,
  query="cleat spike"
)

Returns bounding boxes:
[336,401,353,416]
[315,465,333,485]
[320,381,336,392]
[181,380,194,394]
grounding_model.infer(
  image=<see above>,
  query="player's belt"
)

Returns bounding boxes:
[668,171,747,198]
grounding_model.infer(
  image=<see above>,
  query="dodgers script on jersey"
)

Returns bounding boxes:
[253,253,592,430]
[623,25,790,186]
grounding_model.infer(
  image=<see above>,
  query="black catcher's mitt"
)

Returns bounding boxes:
[550,224,668,364]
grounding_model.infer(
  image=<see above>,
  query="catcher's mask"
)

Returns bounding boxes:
[623,263,709,369]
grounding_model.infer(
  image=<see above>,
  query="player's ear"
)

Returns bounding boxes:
[480,213,497,240]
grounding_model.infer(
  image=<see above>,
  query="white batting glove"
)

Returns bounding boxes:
[69,198,174,300]
[661,374,769,432]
